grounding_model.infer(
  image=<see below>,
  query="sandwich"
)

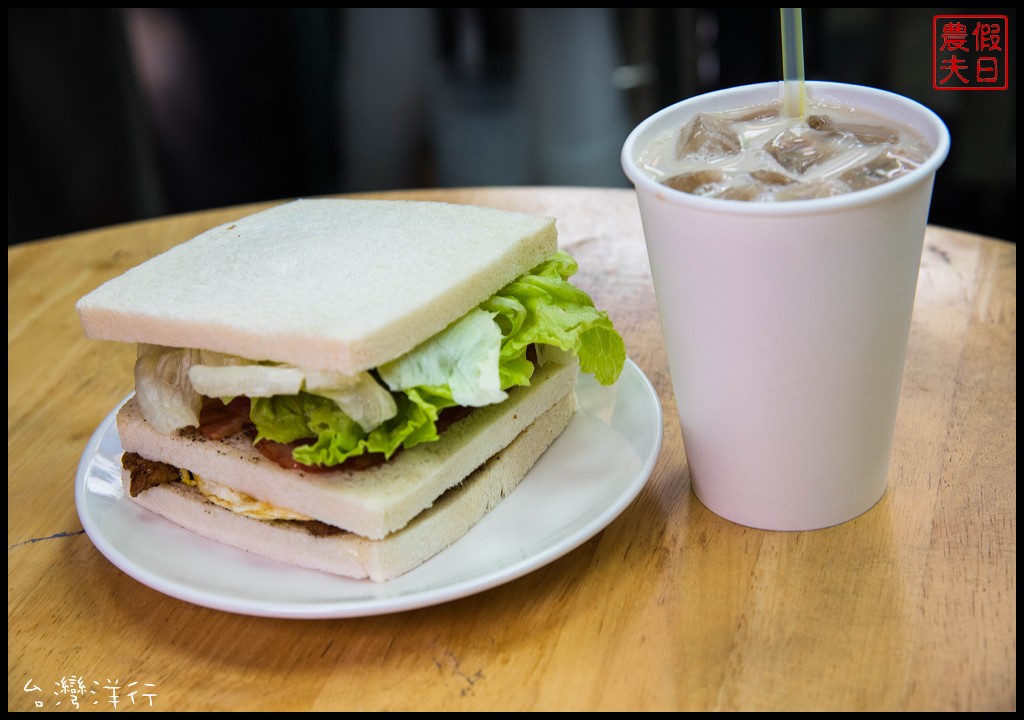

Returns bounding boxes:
[76,198,626,582]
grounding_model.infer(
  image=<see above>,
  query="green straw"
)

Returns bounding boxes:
[780,8,805,117]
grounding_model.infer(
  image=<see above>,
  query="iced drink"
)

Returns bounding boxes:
[638,101,932,202]
[621,82,949,531]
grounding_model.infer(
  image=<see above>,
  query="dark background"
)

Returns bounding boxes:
[8,8,1016,245]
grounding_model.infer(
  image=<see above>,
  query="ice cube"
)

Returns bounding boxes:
[807,115,900,145]
[663,170,725,195]
[773,179,847,201]
[732,105,780,123]
[750,169,795,186]
[715,180,763,201]
[766,127,835,175]
[676,113,741,159]
[839,149,920,190]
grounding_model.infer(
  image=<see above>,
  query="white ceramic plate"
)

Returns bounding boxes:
[75,359,663,619]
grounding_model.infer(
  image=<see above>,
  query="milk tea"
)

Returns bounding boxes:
[638,101,932,201]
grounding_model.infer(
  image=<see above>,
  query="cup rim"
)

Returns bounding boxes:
[621,81,951,216]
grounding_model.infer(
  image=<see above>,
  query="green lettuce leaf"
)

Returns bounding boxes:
[377,307,506,407]
[134,344,203,434]
[248,250,626,467]
[485,250,626,387]
[250,387,454,466]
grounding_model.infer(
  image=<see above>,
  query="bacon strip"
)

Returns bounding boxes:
[122,452,179,497]
[199,396,252,440]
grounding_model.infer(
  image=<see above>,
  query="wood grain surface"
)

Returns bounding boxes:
[7,188,1015,711]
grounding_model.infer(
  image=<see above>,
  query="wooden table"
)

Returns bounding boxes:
[7,188,1016,711]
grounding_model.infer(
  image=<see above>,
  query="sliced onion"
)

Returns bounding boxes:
[188,364,305,398]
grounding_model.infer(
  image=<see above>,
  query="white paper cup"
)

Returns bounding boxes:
[622,82,950,530]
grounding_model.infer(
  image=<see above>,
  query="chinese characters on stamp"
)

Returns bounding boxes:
[934,15,1009,90]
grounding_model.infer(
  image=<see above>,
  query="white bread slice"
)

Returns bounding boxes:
[123,391,575,582]
[118,358,579,540]
[76,199,557,374]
